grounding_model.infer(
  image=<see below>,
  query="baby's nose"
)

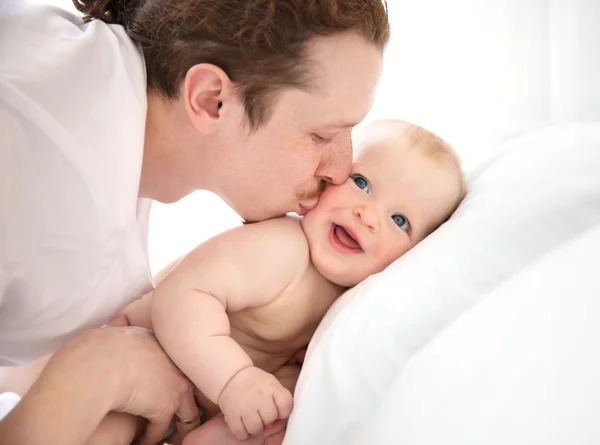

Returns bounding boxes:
[353,207,379,233]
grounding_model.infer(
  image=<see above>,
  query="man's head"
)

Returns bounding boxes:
[77,0,390,220]
[301,119,466,287]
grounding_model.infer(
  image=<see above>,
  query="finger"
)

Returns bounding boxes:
[258,401,279,426]
[138,415,172,445]
[273,389,293,420]
[174,389,201,438]
[242,411,264,437]
[225,414,249,441]
[264,430,286,445]
[263,420,287,445]
[265,419,287,433]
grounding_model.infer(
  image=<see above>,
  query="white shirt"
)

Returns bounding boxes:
[0,1,153,365]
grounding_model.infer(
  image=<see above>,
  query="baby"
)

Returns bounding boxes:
[144,119,465,445]
[8,119,465,445]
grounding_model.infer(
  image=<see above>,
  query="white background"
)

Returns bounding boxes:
[34,0,600,273]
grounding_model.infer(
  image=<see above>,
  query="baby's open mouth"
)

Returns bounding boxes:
[331,224,363,252]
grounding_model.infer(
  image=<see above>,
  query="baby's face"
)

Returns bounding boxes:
[301,131,461,287]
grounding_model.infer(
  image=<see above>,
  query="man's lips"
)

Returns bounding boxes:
[329,224,363,253]
[298,201,318,216]
[298,205,311,216]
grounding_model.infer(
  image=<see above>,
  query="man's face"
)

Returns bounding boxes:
[215,33,383,222]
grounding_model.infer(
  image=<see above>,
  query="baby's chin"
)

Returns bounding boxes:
[312,258,370,288]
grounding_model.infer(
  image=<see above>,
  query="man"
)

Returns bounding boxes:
[0,0,389,444]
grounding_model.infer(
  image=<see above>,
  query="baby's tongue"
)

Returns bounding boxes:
[335,225,360,249]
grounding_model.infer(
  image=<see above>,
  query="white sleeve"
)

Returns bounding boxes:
[0,87,103,364]
[0,100,29,322]
[0,2,150,364]
[0,392,21,421]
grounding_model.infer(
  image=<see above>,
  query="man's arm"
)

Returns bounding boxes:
[0,334,117,445]
[0,355,49,397]
[0,328,198,445]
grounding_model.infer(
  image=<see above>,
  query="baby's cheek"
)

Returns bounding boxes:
[375,239,411,270]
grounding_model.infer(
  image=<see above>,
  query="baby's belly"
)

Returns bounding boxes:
[244,347,294,374]
[230,324,307,372]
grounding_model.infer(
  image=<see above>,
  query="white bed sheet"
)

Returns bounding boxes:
[354,225,600,444]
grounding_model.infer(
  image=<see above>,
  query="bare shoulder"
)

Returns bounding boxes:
[227,215,310,276]
[180,215,307,262]
[245,215,308,254]
[166,215,310,311]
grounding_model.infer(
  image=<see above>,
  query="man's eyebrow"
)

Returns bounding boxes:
[320,120,359,129]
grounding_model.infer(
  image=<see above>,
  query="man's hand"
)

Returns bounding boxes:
[0,327,200,445]
[93,327,200,445]
[218,366,293,440]
[0,355,49,396]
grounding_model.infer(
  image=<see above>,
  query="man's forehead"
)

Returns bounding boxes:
[304,33,382,120]
[296,90,365,130]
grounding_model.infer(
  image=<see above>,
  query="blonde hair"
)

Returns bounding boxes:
[399,120,465,206]
[369,119,466,213]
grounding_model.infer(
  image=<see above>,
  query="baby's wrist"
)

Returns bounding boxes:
[217,364,255,405]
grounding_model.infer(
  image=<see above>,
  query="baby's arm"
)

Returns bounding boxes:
[151,217,309,440]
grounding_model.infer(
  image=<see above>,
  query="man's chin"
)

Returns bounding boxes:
[241,213,288,225]
[238,208,290,225]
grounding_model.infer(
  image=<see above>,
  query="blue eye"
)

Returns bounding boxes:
[352,175,369,193]
[392,214,410,232]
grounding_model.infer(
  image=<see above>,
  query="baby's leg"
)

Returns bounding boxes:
[182,364,300,445]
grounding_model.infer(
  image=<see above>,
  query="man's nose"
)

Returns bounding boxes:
[316,140,353,185]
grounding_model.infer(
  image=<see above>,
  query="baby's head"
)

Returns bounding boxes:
[301,119,465,287]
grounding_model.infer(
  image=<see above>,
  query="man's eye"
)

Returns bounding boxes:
[311,133,332,144]
[351,174,369,193]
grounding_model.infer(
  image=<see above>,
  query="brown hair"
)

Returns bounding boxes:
[73,0,390,129]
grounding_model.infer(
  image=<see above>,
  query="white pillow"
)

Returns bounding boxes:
[284,122,600,444]
[352,224,600,445]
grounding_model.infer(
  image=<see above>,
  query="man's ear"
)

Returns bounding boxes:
[183,63,235,134]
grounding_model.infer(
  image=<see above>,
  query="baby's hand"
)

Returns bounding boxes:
[218,366,293,440]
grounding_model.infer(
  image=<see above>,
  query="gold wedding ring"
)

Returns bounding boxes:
[175,411,200,425]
